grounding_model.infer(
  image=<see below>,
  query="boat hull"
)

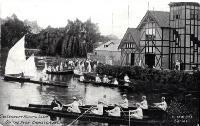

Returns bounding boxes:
[46,70,74,75]
[8,105,167,125]
[4,75,30,82]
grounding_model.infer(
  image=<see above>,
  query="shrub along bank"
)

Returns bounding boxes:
[96,64,200,92]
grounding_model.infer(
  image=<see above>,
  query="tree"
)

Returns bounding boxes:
[1,14,30,48]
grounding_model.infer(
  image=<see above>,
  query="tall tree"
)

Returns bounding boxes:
[1,14,30,48]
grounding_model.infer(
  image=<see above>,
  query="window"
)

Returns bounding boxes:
[176,14,180,19]
[146,35,155,40]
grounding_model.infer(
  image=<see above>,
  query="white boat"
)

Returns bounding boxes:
[4,36,35,82]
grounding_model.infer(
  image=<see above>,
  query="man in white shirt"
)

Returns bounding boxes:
[120,94,128,108]
[91,101,104,115]
[79,75,85,82]
[130,103,143,119]
[124,74,130,82]
[103,75,109,83]
[154,97,167,111]
[95,74,101,83]
[65,97,81,113]
[106,104,121,117]
[140,96,148,109]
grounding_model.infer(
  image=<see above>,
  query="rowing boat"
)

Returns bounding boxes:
[28,104,168,120]
[46,69,74,75]
[4,74,30,82]
[79,80,135,90]
[8,104,168,125]
[28,80,68,88]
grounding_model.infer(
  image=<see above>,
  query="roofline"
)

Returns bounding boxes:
[169,2,200,7]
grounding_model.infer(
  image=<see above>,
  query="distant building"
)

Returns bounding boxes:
[89,40,121,65]
[119,2,200,70]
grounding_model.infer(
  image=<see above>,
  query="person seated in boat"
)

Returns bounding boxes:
[102,75,110,83]
[124,74,130,82]
[112,78,119,85]
[91,101,104,115]
[106,103,121,117]
[66,97,81,113]
[154,97,167,111]
[130,103,143,119]
[120,94,128,108]
[140,96,148,109]
[79,75,85,82]
[78,97,84,106]
[51,66,56,72]
[95,74,101,83]
[20,72,24,78]
[51,96,62,110]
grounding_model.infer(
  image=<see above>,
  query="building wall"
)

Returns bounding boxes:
[139,21,170,69]
[169,3,200,70]
[92,50,121,65]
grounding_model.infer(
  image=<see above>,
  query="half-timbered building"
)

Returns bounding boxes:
[119,2,200,70]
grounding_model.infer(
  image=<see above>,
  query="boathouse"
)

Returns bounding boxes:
[119,2,200,70]
[90,40,121,65]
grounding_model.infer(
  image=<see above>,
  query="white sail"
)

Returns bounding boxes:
[5,36,26,75]
[24,54,37,77]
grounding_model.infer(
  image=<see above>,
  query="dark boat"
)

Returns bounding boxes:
[8,104,168,125]
[28,104,168,120]
[28,80,68,88]
[4,74,30,82]
[79,80,135,90]
[46,70,74,75]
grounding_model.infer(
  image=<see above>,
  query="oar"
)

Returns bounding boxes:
[67,105,94,126]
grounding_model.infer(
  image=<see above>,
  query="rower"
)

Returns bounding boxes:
[47,66,52,72]
[95,74,101,83]
[154,97,167,111]
[51,96,62,110]
[106,103,121,117]
[66,97,81,113]
[130,103,143,119]
[124,74,130,82]
[56,65,59,72]
[91,101,104,115]
[79,75,85,82]
[112,78,119,85]
[120,94,128,108]
[102,75,109,83]
[140,96,148,109]
[78,97,84,106]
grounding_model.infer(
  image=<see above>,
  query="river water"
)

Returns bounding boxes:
[0,56,196,126]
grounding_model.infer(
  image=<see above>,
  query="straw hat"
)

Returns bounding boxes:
[73,97,77,100]
[123,94,127,97]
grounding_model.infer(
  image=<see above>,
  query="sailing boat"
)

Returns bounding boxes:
[24,54,37,77]
[4,36,31,82]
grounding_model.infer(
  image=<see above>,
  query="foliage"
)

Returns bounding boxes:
[96,64,200,92]
[1,14,30,48]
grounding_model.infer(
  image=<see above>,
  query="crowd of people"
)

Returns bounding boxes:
[50,94,167,119]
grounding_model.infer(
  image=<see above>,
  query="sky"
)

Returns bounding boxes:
[1,0,200,38]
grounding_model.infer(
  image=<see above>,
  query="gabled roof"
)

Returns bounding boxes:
[118,28,140,51]
[95,40,121,52]
[137,10,169,29]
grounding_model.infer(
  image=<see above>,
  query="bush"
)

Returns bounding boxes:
[96,64,200,92]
